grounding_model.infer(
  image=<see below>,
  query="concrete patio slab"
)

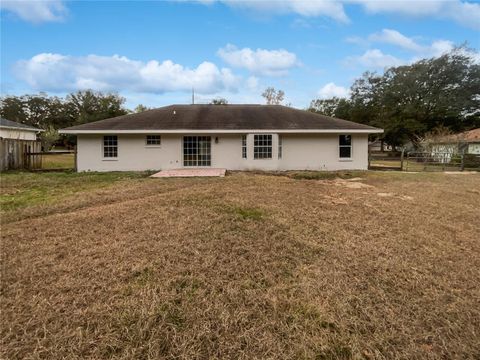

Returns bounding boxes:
[151,168,226,178]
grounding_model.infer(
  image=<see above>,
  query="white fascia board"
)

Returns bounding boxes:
[0,125,44,132]
[60,128,384,135]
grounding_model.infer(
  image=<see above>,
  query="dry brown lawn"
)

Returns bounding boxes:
[1,171,479,359]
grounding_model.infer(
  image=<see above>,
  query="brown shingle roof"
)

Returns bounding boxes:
[61,105,381,132]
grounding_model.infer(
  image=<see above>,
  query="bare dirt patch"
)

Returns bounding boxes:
[1,171,479,359]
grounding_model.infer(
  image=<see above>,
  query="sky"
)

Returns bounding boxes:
[1,0,479,110]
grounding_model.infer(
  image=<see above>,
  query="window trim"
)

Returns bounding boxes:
[145,134,161,147]
[102,135,118,160]
[278,135,282,159]
[183,135,212,167]
[339,134,352,160]
[241,135,247,159]
[253,134,273,160]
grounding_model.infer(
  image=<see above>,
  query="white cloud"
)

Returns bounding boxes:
[345,49,405,69]
[427,40,455,57]
[215,0,349,22]
[188,0,480,30]
[246,76,259,90]
[1,0,66,23]
[345,28,479,69]
[4,0,479,29]
[354,0,446,16]
[345,35,369,47]
[318,83,349,99]
[14,53,240,94]
[356,28,456,59]
[217,44,298,76]
[368,29,423,52]
[354,0,480,30]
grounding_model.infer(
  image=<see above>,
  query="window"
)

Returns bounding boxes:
[183,136,211,166]
[242,135,247,159]
[254,134,272,159]
[339,135,352,158]
[103,135,118,158]
[278,135,282,159]
[146,135,161,146]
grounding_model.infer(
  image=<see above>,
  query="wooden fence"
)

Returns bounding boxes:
[0,139,42,171]
[25,151,76,171]
[368,149,404,171]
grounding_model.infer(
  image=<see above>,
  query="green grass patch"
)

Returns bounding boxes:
[291,170,365,180]
[232,206,265,220]
[0,171,150,212]
[315,343,352,360]
[130,267,156,286]
[41,153,75,169]
[157,303,186,329]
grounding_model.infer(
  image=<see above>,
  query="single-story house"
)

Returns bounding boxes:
[0,117,43,140]
[60,104,383,172]
[430,128,480,156]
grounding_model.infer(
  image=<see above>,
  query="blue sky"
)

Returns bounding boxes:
[1,0,479,109]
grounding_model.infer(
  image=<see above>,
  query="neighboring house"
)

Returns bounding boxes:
[368,139,394,152]
[60,104,383,172]
[0,118,43,171]
[431,128,480,156]
[0,117,43,140]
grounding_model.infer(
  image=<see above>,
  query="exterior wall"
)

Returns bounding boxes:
[77,134,183,171]
[76,133,369,172]
[0,128,37,141]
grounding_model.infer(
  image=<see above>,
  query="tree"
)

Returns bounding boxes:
[64,90,128,126]
[413,125,453,152]
[0,93,66,129]
[134,104,150,113]
[40,125,60,151]
[210,98,228,105]
[309,47,480,147]
[308,97,351,119]
[0,96,26,123]
[261,87,285,105]
[1,90,129,146]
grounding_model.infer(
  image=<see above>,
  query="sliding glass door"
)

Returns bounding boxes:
[183,136,211,166]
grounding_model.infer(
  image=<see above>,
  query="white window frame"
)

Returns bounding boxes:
[253,134,272,160]
[278,135,282,159]
[102,135,118,160]
[242,135,247,159]
[339,134,352,160]
[145,135,161,147]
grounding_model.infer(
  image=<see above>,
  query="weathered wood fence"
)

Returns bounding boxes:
[0,139,42,171]
[368,149,404,171]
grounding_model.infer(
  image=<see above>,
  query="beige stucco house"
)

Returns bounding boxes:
[0,117,43,140]
[60,104,383,172]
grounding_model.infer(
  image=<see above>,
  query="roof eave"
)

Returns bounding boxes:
[0,125,44,132]
[60,128,384,135]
